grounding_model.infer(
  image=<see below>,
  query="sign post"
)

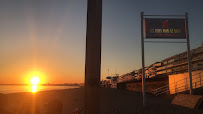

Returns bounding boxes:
[140,12,193,106]
[185,12,193,95]
[141,12,146,107]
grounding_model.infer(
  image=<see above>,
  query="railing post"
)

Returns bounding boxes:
[175,82,177,94]
[185,78,188,91]
[200,73,201,87]
[195,82,196,89]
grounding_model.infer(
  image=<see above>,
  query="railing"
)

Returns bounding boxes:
[152,71,203,96]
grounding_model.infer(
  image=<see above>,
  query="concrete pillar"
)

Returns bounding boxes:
[84,0,102,114]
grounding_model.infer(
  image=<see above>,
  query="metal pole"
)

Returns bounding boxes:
[185,12,193,95]
[84,0,102,114]
[141,12,146,106]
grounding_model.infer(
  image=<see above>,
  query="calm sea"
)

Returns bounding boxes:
[0,85,80,94]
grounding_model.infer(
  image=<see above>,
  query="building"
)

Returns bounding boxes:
[103,44,203,88]
[156,44,203,75]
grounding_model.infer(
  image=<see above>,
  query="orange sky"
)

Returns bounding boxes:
[1,47,85,84]
[1,63,85,84]
[1,0,203,84]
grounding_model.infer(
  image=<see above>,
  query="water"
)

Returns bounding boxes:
[0,85,80,94]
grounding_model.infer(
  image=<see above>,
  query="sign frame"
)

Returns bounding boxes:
[144,18,187,39]
[140,12,193,107]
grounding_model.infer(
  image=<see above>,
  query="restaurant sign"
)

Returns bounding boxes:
[144,18,186,38]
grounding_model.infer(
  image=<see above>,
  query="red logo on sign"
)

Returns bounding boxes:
[163,20,168,28]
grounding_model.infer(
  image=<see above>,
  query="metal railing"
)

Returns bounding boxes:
[152,71,203,96]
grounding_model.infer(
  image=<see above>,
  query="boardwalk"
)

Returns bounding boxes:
[100,88,202,114]
[1,88,203,114]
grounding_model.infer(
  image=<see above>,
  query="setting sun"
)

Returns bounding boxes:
[30,77,40,85]
[25,71,46,85]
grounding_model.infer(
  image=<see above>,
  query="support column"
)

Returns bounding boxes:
[84,0,102,114]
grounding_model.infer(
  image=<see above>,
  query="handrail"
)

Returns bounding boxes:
[155,80,202,93]
[153,71,203,92]
[169,71,203,84]
[152,71,203,96]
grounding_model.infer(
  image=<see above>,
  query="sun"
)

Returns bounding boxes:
[30,76,40,85]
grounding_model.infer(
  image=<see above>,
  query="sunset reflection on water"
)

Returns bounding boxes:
[31,85,38,93]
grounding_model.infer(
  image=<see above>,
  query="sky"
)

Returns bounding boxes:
[0,0,203,84]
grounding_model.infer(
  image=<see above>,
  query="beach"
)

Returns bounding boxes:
[0,88,84,114]
[0,87,203,114]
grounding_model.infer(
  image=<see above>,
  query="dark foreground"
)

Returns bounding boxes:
[0,87,203,114]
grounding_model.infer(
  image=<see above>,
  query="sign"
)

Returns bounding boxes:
[145,18,186,38]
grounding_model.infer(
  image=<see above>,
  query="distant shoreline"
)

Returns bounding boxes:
[0,84,80,86]
[0,85,81,94]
